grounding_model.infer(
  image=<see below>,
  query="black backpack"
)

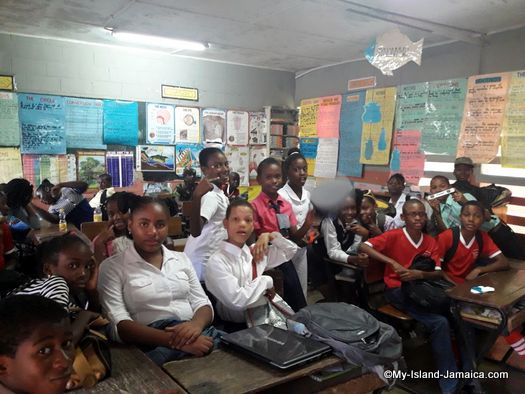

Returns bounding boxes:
[443,226,483,267]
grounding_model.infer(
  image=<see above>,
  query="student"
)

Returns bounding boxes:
[184,148,230,281]
[0,295,74,394]
[360,193,395,237]
[35,180,93,229]
[92,192,139,263]
[0,190,31,240]
[89,173,115,220]
[205,199,298,328]
[4,178,43,230]
[359,199,460,394]
[278,151,314,298]
[387,173,407,228]
[175,167,197,203]
[226,171,241,200]
[0,216,16,271]
[98,197,220,366]
[251,157,311,311]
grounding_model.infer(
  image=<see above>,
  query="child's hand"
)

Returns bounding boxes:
[452,191,467,204]
[85,262,99,291]
[428,198,441,212]
[180,335,214,357]
[193,177,217,199]
[399,269,424,282]
[252,233,271,263]
[166,321,203,348]
[360,212,373,225]
[265,287,276,300]
[99,225,116,243]
[390,260,408,275]
[465,267,482,281]
[355,253,369,267]
[350,222,369,238]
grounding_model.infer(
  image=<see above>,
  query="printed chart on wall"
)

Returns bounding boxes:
[19,94,66,154]
[317,95,341,138]
[202,108,226,144]
[300,138,319,176]
[77,151,106,189]
[175,107,200,143]
[22,155,73,186]
[0,148,23,183]
[103,100,139,146]
[249,146,268,182]
[146,103,175,145]
[457,72,510,163]
[314,138,339,178]
[360,87,396,165]
[226,110,249,145]
[225,146,250,186]
[137,145,175,172]
[176,143,203,176]
[249,112,267,145]
[299,98,319,137]
[501,70,525,168]
[338,91,365,177]
[390,130,425,185]
[395,79,467,155]
[0,92,20,146]
[65,98,105,149]
[106,151,134,187]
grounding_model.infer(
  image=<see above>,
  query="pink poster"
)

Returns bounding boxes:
[389,130,425,185]
[317,95,342,138]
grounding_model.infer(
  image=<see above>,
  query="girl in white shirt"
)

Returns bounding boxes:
[98,197,220,366]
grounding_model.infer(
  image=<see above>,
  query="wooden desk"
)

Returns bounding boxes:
[30,223,77,245]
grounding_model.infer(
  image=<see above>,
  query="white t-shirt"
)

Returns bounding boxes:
[278,182,311,227]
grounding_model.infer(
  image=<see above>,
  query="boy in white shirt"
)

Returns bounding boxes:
[205,199,298,327]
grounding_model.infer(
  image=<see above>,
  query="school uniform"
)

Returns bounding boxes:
[205,233,298,323]
[0,223,16,270]
[278,182,311,298]
[89,187,115,208]
[92,234,133,259]
[49,187,93,229]
[389,193,407,228]
[9,275,72,310]
[183,184,229,281]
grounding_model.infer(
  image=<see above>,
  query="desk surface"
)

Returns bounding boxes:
[30,223,77,244]
[164,349,343,394]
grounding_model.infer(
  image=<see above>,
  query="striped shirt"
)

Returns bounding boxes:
[9,275,74,310]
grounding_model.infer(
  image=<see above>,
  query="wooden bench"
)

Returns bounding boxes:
[80,221,109,241]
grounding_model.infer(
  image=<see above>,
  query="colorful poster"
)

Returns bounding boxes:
[457,72,511,163]
[501,71,525,168]
[389,130,426,185]
[249,146,268,182]
[65,97,105,149]
[103,100,138,146]
[19,94,66,154]
[299,98,319,137]
[314,139,339,178]
[360,87,396,165]
[395,79,467,155]
[317,95,341,138]
[300,137,319,177]
[0,92,20,146]
[249,112,267,145]
[338,91,365,177]
[0,148,23,183]
[137,145,175,172]
[39,155,61,185]
[146,103,175,145]
[226,110,249,145]
[21,155,71,186]
[77,151,106,189]
[175,106,200,143]
[202,108,226,144]
[65,154,77,182]
[106,151,134,187]
[175,143,203,176]
[22,155,40,186]
[225,146,250,186]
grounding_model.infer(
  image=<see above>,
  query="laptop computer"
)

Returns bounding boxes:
[221,324,332,370]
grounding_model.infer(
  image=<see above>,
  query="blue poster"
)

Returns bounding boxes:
[338,91,365,177]
[103,100,139,146]
[299,137,318,176]
[176,143,204,176]
[19,94,66,154]
[65,97,106,149]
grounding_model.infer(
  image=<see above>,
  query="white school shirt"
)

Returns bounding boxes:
[321,218,363,263]
[278,183,311,227]
[205,233,298,323]
[97,244,212,342]
[389,193,407,229]
[184,184,229,281]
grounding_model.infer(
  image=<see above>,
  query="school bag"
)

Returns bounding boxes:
[292,303,402,385]
[443,226,483,266]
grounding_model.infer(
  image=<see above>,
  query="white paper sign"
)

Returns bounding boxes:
[226,110,249,145]
[175,107,200,143]
[313,138,339,178]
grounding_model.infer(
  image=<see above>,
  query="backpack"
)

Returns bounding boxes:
[443,226,483,266]
[292,303,402,385]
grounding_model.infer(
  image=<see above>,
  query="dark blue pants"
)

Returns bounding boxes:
[277,260,307,312]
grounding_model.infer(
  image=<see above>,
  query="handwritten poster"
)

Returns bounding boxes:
[249,112,267,145]
[175,143,203,176]
[106,151,134,187]
[77,151,106,188]
[389,130,425,185]
[137,145,175,172]
[146,103,175,145]
[61,154,77,182]
[249,146,268,182]
[457,73,511,163]
[65,97,105,149]
[395,79,467,155]
[501,71,525,168]
[317,95,342,138]
[0,148,23,183]
[0,92,20,146]
[338,91,365,177]
[314,139,339,178]
[202,108,226,144]
[299,98,319,137]
[19,94,66,154]
[300,138,319,177]
[226,110,249,145]
[360,87,396,165]
[175,106,200,143]
[103,100,138,146]
[225,146,250,186]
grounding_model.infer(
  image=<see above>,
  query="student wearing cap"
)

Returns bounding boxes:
[451,157,483,201]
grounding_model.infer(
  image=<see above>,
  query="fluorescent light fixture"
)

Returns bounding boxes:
[112,31,207,51]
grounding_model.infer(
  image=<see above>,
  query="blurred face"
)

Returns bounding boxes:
[360,197,376,220]
[460,205,484,233]
[183,171,196,186]
[453,164,473,182]
[202,152,230,186]
[98,177,111,190]
[106,200,129,233]
[287,158,307,188]
[45,243,94,289]
[430,177,450,202]
[38,186,56,205]
[229,173,240,190]
[401,202,427,231]
[224,206,254,247]
[257,164,282,197]
[129,203,169,255]
[387,177,404,196]
[338,196,358,225]
[0,320,74,394]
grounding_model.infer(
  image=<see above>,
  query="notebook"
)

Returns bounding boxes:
[221,324,332,370]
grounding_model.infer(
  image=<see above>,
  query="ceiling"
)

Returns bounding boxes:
[1,0,524,72]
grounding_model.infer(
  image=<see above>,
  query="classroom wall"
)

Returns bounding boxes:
[0,33,296,110]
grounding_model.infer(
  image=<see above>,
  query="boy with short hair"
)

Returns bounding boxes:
[387,173,407,228]
[0,295,74,394]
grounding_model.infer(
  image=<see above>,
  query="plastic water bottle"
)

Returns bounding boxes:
[58,209,67,232]
[93,205,103,222]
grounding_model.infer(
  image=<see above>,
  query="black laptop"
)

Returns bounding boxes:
[221,324,332,370]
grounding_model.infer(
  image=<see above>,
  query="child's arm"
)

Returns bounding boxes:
[465,254,509,281]
[52,181,88,195]
[359,242,406,274]
[265,232,299,269]
[289,209,315,244]
[322,219,363,265]
[30,203,59,223]
[428,199,448,232]
[189,177,216,237]
[93,226,116,263]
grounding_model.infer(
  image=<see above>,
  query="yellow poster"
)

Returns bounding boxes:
[299,98,319,137]
[359,87,397,165]
[0,147,23,183]
[457,72,511,163]
[501,70,525,168]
